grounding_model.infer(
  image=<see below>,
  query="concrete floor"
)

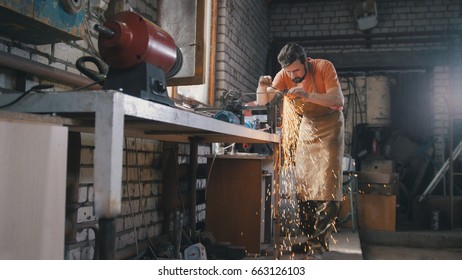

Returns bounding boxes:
[253,227,363,260]
[322,228,363,260]
[254,227,462,260]
[363,245,462,260]
[360,228,462,260]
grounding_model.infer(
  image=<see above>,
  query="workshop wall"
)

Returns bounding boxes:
[268,0,462,165]
[65,134,209,260]
[214,0,270,102]
[65,135,166,260]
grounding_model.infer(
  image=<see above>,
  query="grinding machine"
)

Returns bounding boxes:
[93,11,183,106]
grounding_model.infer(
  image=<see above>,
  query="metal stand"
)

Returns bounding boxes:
[417,140,462,203]
[103,62,174,107]
[98,218,116,260]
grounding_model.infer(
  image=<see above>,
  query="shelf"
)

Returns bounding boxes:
[206,153,273,160]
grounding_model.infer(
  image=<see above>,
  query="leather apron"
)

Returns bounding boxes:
[293,100,344,202]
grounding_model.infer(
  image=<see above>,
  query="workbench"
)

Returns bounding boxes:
[0,90,280,258]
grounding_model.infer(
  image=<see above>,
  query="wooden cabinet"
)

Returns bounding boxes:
[205,155,273,255]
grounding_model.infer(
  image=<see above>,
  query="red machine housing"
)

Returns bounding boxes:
[98,11,179,77]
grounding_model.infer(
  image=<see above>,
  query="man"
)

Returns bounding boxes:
[256,42,344,257]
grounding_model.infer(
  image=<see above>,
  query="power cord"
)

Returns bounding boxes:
[0,84,54,109]
[70,80,105,91]
[134,139,158,259]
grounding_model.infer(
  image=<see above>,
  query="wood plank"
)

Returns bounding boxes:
[0,110,71,125]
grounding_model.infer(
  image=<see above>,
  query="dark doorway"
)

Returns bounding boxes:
[390,72,432,142]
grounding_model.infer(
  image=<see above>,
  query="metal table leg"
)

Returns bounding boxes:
[94,93,125,259]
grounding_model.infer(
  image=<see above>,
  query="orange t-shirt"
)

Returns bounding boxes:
[272,58,340,94]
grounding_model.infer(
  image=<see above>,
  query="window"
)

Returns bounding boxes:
[158,0,215,105]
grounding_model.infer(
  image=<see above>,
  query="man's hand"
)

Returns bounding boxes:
[285,86,344,110]
[258,75,273,88]
[286,86,308,100]
[256,75,276,105]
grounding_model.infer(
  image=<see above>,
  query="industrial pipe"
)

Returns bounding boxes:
[0,51,102,90]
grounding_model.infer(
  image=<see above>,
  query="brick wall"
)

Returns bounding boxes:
[65,135,164,259]
[65,134,210,260]
[269,0,462,43]
[269,0,462,164]
[215,0,270,104]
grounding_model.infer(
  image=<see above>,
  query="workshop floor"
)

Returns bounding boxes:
[252,227,363,260]
[253,227,462,260]
[360,228,462,260]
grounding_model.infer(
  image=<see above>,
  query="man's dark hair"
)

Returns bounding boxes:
[277,43,307,68]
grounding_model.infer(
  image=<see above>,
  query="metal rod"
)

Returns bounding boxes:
[94,24,115,38]
[418,140,462,202]
[0,51,102,90]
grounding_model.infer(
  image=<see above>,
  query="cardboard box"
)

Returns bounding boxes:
[361,158,394,173]
[359,194,396,231]
[339,193,396,232]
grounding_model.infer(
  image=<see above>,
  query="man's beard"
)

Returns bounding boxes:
[291,64,308,83]
[292,76,305,83]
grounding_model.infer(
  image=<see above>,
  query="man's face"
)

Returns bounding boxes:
[284,60,307,83]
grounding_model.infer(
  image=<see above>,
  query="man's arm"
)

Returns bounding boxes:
[256,75,278,105]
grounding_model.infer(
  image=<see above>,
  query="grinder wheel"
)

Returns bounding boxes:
[61,0,83,15]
